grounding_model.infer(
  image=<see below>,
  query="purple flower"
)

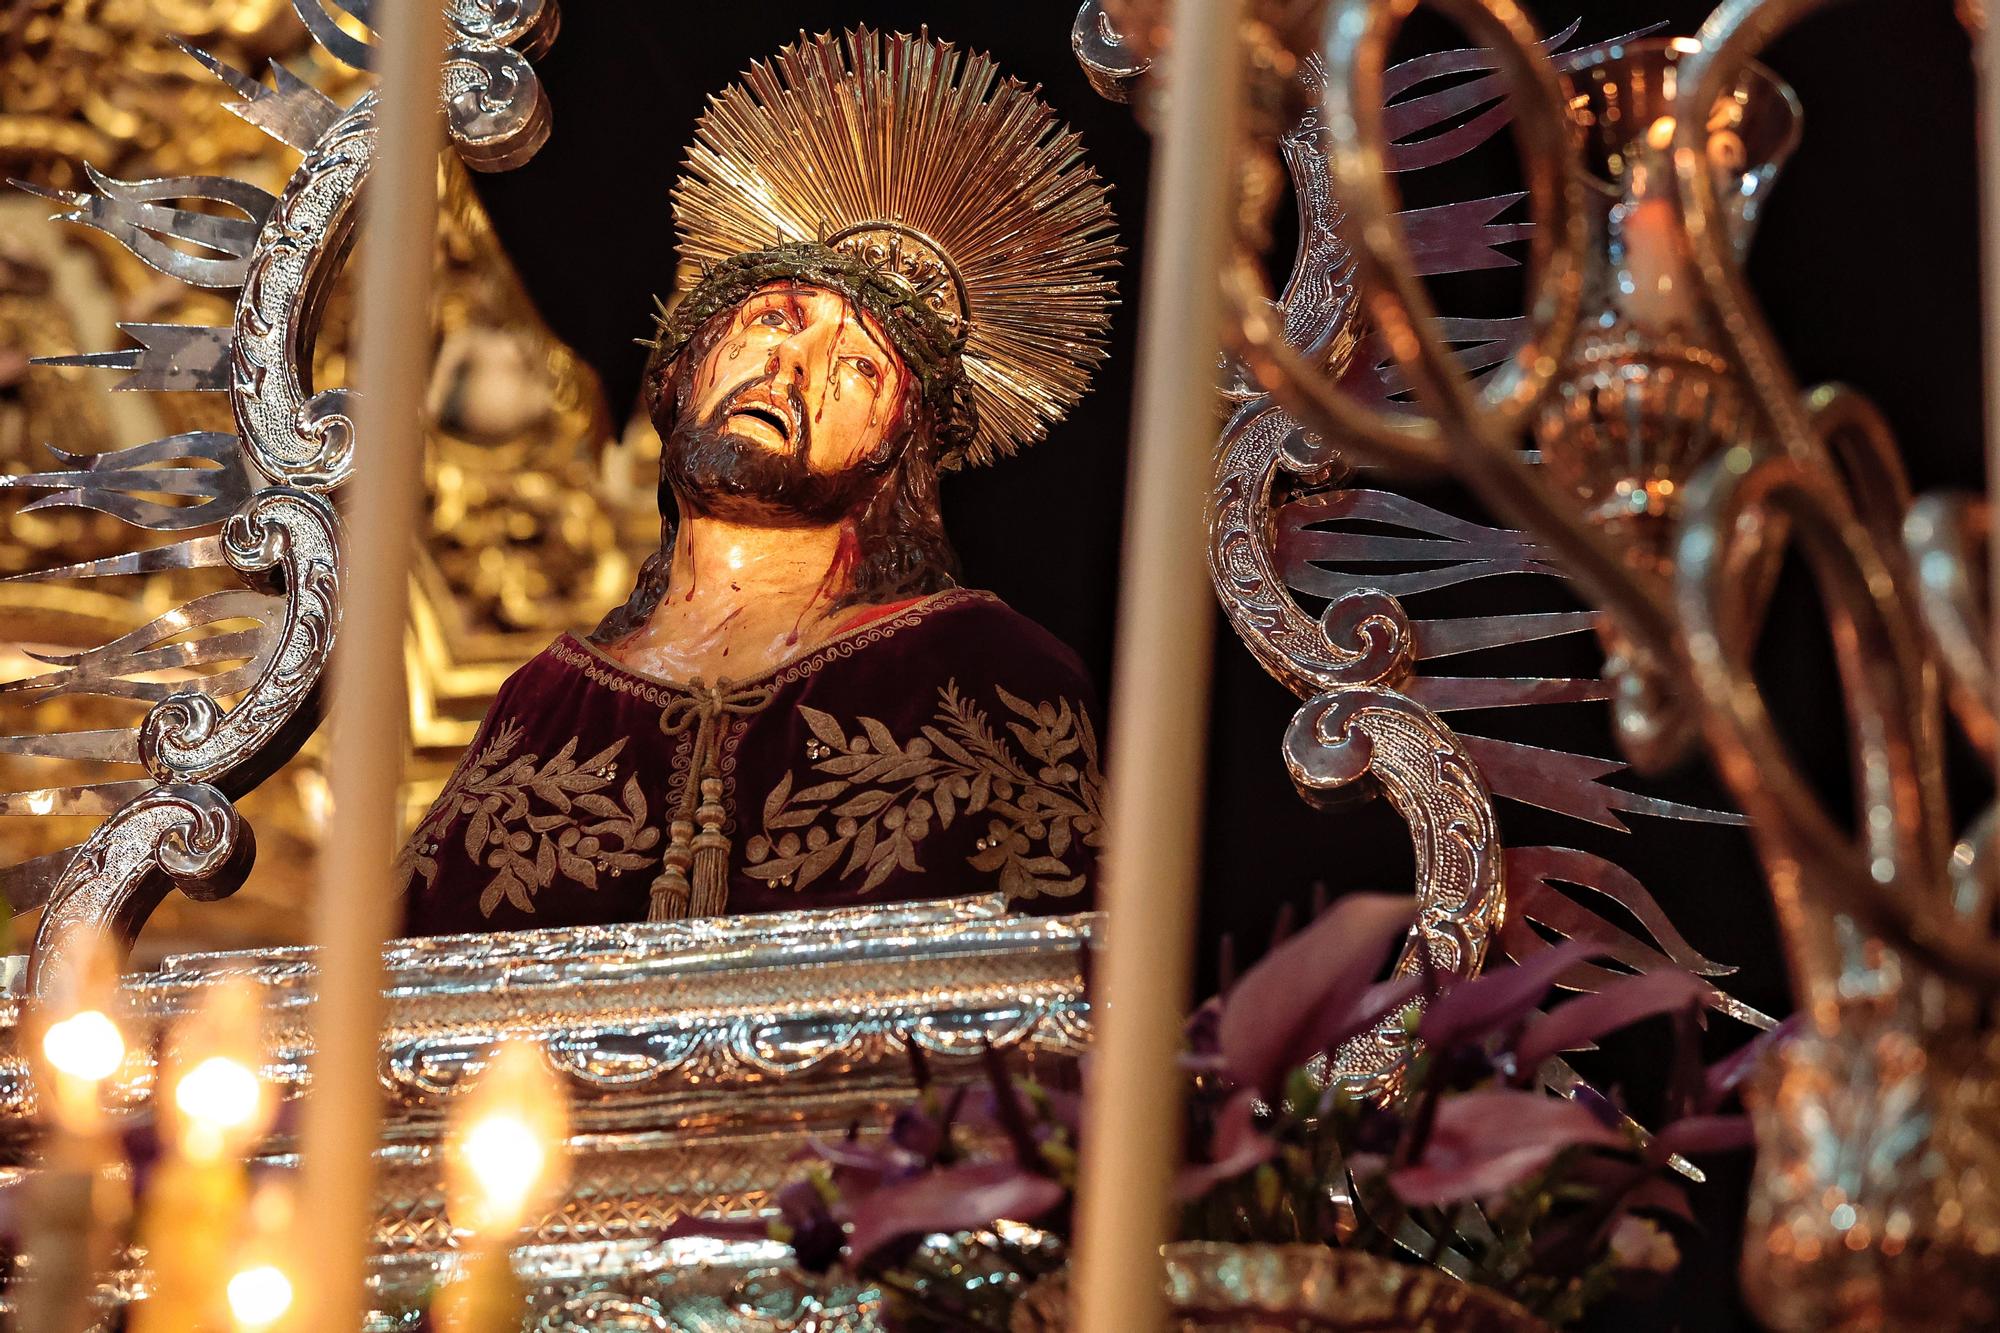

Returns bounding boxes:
[776,1178,847,1274]
[890,1100,948,1162]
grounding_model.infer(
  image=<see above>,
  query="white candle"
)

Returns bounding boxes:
[1979,9,2000,732]
[134,978,272,1333]
[22,942,128,1333]
[1074,0,1243,1326]
[440,1042,569,1332]
[296,1,446,1328]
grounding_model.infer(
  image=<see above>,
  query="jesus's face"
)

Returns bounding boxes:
[660,282,915,525]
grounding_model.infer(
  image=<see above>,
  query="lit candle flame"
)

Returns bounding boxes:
[445,1040,568,1237]
[41,1010,125,1085]
[225,1263,294,1331]
[164,977,270,1161]
[33,939,126,1134]
[174,1055,264,1162]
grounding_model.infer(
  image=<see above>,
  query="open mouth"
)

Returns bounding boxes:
[728,402,792,444]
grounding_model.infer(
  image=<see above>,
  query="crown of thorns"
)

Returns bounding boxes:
[642,241,979,464]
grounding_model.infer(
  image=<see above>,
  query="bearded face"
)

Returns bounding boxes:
[658,281,916,525]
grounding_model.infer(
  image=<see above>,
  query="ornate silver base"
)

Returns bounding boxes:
[0,898,1096,1328]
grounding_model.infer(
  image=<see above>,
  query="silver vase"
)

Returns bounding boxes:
[1537,37,1801,578]
[1010,1244,1551,1332]
[1742,1004,2000,1331]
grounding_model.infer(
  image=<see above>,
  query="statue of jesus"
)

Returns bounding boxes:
[396,28,1119,932]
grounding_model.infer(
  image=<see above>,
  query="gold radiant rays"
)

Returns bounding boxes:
[673,27,1121,467]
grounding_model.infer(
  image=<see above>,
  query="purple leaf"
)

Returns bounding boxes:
[802,1136,904,1191]
[1514,970,1715,1073]
[1419,938,1605,1048]
[1651,1115,1755,1159]
[843,1162,1066,1267]
[1174,1089,1276,1201]
[1219,892,1415,1095]
[1701,1015,1802,1112]
[1388,1088,1627,1206]
[1619,1175,1696,1226]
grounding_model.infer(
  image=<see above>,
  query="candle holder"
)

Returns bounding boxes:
[1538,38,1800,581]
[0,0,564,995]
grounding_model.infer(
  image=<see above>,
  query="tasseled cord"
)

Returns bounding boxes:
[648,679,774,921]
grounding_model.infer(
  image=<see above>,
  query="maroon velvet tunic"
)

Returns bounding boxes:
[396,589,1102,934]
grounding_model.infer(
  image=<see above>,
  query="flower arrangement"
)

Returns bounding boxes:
[675,893,1791,1329]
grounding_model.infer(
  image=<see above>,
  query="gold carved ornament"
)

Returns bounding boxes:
[0,1,655,962]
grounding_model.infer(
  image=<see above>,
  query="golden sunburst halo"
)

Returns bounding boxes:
[673,26,1121,467]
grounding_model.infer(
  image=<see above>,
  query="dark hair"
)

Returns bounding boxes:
[590,289,959,646]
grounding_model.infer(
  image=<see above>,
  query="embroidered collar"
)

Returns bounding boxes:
[551,587,998,700]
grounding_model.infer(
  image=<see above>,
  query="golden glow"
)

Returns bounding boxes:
[175,1055,263,1134]
[445,1040,569,1235]
[460,1113,548,1224]
[1646,116,1677,151]
[41,1009,125,1084]
[165,977,273,1159]
[226,1264,294,1331]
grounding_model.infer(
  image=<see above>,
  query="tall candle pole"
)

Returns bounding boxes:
[1074,0,1242,1326]
[1979,6,2000,737]
[296,1,445,1328]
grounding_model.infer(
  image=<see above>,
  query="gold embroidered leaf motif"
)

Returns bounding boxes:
[746,680,1105,900]
[393,723,661,917]
[801,707,848,751]
[762,770,794,827]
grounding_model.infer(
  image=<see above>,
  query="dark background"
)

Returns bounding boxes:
[470,3,1985,1327]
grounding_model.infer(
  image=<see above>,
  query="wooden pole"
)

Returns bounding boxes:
[296,2,444,1327]
[1073,0,1241,1325]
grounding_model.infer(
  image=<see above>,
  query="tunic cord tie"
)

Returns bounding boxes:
[647,678,775,921]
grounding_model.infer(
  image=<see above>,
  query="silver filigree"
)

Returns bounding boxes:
[13,167,275,288]
[27,784,250,995]
[139,488,341,789]
[230,94,371,490]
[1283,684,1504,1091]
